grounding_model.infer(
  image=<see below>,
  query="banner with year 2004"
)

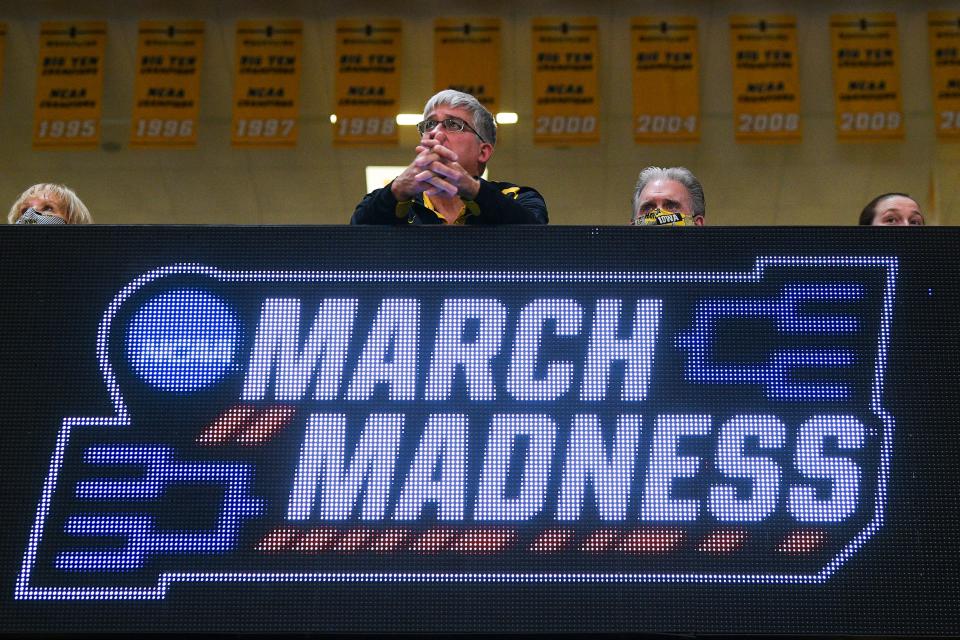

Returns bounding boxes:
[434,18,500,112]
[334,20,400,146]
[33,22,107,150]
[829,13,903,141]
[631,17,699,144]
[232,21,302,148]
[729,15,801,143]
[531,17,600,145]
[130,21,204,148]
[928,11,960,140]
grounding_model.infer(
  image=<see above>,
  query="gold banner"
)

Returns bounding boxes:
[130,21,204,148]
[33,22,107,150]
[434,18,501,111]
[531,17,600,146]
[231,20,303,148]
[334,19,400,146]
[631,17,699,144]
[830,13,904,141]
[729,15,801,143]
[928,11,960,140]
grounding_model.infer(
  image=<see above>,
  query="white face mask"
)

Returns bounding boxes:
[632,208,691,226]
[16,207,66,225]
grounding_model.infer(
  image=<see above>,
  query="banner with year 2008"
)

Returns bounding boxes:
[928,11,960,140]
[129,21,204,148]
[830,14,903,141]
[33,22,107,150]
[631,17,699,144]
[232,21,302,148]
[334,20,400,146]
[434,18,500,112]
[729,15,801,143]
[532,17,600,145]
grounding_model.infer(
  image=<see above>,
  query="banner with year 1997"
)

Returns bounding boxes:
[928,11,960,140]
[33,22,107,150]
[631,17,699,144]
[130,21,204,148]
[532,17,600,145]
[830,14,903,142]
[434,18,500,112]
[334,20,400,146]
[232,21,302,148]
[729,15,801,143]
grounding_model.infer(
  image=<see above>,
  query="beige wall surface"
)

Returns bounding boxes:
[0,0,957,225]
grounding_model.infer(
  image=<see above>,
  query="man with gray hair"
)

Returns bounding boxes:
[351,90,547,225]
[631,166,705,226]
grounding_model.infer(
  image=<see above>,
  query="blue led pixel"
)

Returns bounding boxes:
[127,289,240,392]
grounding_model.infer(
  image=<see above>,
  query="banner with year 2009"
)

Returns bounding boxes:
[334,20,400,146]
[33,22,107,150]
[829,13,903,141]
[928,11,960,140]
[729,15,801,143]
[631,17,699,144]
[130,21,204,148]
[531,17,600,145]
[232,20,302,148]
[434,18,500,112]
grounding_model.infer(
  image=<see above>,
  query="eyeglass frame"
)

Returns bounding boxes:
[416,116,487,143]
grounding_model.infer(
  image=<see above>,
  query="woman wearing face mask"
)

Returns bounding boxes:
[7,183,93,225]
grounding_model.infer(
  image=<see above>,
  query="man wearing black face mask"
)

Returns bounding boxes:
[631,166,705,227]
[8,183,93,225]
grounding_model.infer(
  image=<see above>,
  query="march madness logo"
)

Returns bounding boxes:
[17,257,897,599]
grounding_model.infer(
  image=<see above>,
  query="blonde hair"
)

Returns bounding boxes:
[8,183,93,224]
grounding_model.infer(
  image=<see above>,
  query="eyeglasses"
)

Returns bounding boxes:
[416,116,486,142]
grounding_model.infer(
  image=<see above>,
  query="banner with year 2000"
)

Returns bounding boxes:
[829,13,903,141]
[729,15,801,143]
[631,17,699,144]
[130,21,204,148]
[33,22,107,150]
[232,20,302,148]
[928,11,960,140]
[334,20,400,146]
[434,18,500,112]
[531,17,600,145]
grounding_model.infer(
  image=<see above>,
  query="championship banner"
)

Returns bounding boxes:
[334,20,400,146]
[928,12,960,140]
[532,17,600,145]
[829,14,904,141]
[434,18,500,111]
[631,17,700,144]
[130,21,204,149]
[729,16,801,143]
[232,21,302,148]
[33,22,107,150]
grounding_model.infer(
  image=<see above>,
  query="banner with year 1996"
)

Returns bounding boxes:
[334,20,400,146]
[434,18,500,112]
[33,22,107,150]
[631,17,699,144]
[130,21,204,148]
[830,14,903,141]
[928,12,960,140]
[232,21,302,148]
[729,15,801,143]
[532,17,600,145]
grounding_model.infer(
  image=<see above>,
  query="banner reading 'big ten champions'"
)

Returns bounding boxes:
[531,17,600,145]
[829,14,904,141]
[729,15,801,143]
[434,18,500,112]
[334,20,400,146]
[130,22,204,148]
[631,17,699,144]
[33,22,107,150]
[232,21,302,148]
[928,12,960,140]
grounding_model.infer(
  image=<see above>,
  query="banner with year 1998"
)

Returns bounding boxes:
[334,20,400,146]
[532,17,600,145]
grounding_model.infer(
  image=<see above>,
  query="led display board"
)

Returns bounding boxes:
[0,226,957,635]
